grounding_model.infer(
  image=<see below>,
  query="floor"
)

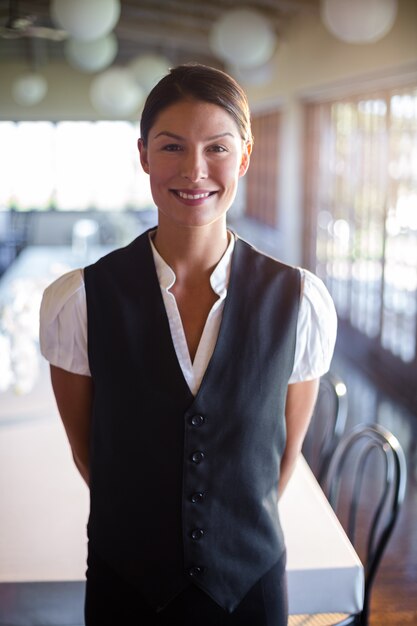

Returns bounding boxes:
[330,349,417,626]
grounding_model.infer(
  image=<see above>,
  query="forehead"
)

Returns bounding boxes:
[149,98,240,138]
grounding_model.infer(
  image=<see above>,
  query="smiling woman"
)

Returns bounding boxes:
[39,63,337,626]
[138,99,251,234]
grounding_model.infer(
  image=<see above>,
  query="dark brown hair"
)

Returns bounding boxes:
[140,63,252,146]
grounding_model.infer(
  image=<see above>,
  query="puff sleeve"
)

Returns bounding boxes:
[39,269,90,376]
[289,269,338,383]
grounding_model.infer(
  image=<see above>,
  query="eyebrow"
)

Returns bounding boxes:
[153,131,235,141]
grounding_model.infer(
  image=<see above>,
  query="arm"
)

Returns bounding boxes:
[50,364,93,487]
[278,378,319,497]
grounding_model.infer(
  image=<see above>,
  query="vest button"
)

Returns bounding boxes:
[188,566,203,577]
[190,414,205,427]
[190,491,205,503]
[191,451,205,464]
[191,528,204,540]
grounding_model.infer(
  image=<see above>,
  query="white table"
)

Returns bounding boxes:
[279,456,364,616]
[0,246,364,623]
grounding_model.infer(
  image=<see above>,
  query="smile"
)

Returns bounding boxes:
[175,191,215,200]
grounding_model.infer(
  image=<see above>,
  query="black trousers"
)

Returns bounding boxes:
[84,547,288,626]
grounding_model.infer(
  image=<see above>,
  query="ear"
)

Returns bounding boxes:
[239,141,252,178]
[138,138,150,174]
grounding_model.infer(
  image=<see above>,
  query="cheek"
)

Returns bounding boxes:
[147,168,168,200]
[226,164,242,189]
[148,157,176,186]
[214,158,241,182]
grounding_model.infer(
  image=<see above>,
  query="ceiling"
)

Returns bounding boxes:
[0,0,320,71]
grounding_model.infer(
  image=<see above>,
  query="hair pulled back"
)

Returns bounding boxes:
[140,63,252,146]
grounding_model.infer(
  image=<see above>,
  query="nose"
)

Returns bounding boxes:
[180,149,207,182]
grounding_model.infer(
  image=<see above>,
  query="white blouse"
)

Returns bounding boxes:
[39,233,337,396]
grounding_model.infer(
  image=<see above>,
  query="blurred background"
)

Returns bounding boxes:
[1,0,416,408]
[0,2,416,623]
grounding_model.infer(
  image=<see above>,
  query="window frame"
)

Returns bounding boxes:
[303,83,417,412]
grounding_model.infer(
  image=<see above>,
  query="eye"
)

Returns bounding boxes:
[162,143,183,152]
[208,144,227,153]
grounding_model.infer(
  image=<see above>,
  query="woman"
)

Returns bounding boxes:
[40,63,337,625]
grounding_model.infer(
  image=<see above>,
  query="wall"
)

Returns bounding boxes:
[246,0,417,104]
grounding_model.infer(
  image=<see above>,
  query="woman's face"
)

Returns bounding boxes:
[138,98,251,230]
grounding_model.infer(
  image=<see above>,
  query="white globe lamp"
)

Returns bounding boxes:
[209,8,276,69]
[320,0,398,44]
[12,73,48,106]
[90,67,144,117]
[65,33,118,73]
[51,0,121,41]
[128,53,170,92]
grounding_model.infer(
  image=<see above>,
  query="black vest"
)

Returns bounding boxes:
[84,229,300,612]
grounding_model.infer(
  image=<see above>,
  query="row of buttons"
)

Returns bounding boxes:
[187,414,206,578]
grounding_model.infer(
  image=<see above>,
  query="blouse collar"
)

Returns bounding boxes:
[149,229,235,297]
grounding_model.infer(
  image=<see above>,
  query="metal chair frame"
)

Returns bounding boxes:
[302,371,348,485]
[323,423,407,626]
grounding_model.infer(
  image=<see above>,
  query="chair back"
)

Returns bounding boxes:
[323,423,407,625]
[302,371,348,485]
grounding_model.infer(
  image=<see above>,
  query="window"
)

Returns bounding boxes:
[0,121,153,211]
[245,110,281,227]
[305,84,417,408]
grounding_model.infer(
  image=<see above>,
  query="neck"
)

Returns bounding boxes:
[153,218,230,283]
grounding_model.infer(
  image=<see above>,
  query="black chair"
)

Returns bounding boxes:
[321,423,408,626]
[302,371,348,486]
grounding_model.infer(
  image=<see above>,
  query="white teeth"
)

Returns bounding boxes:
[177,191,211,200]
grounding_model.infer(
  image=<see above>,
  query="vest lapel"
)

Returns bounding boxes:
[190,235,247,404]
[135,230,194,402]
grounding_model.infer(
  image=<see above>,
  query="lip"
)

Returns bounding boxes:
[171,189,217,202]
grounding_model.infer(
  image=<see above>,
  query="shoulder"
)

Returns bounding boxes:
[299,268,336,318]
[234,235,301,281]
[84,230,155,295]
[86,230,152,274]
[41,268,85,321]
[289,268,338,382]
[39,268,89,375]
